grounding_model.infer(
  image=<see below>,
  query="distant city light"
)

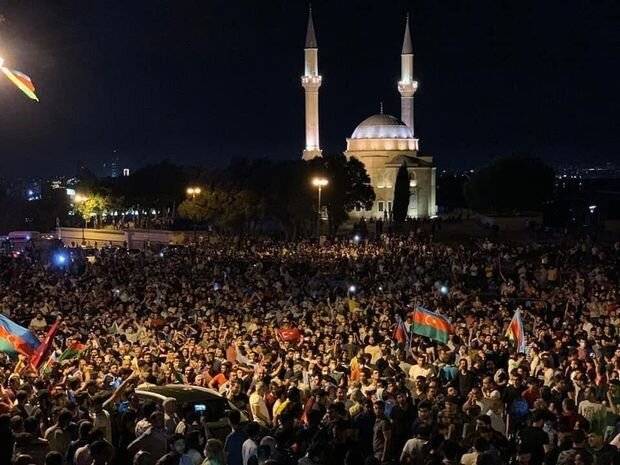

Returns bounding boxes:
[440,285,449,295]
[589,205,597,213]
[353,234,360,243]
[348,285,356,293]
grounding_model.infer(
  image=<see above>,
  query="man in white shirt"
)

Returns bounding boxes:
[578,388,605,423]
[241,421,260,465]
[29,313,47,331]
[408,355,434,381]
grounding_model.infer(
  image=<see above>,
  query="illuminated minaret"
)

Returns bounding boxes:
[398,14,418,135]
[301,7,322,160]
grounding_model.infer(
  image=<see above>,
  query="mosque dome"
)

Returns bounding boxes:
[350,114,413,139]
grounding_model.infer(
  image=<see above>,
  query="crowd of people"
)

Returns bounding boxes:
[0,233,619,465]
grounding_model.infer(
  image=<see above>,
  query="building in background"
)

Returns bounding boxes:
[301,13,436,219]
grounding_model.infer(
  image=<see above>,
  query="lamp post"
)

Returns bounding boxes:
[311,177,328,237]
[74,194,88,245]
[186,187,201,200]
[186,186,202,243]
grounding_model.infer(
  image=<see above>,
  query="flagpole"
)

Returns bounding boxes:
[30,319,60,372]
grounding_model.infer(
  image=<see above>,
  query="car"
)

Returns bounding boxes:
[134,384,248,439]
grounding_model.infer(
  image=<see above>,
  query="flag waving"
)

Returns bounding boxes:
[505,309,526,353]
[0,315,41,358]
[30,319,60,371]
[58,340,87,363]
[411,307,453,344]
[1,67,39,101]
[392,314,408,344]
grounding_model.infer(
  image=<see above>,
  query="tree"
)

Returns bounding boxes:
[216,158,315,239]
[75,194,109,228]
[30,183,71,231]
[464,156,555,214]
[114,161,188,227]
[178,187,265,233]
[308,153,375,234]
[392,163,410,226]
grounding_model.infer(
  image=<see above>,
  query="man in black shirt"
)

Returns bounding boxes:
[516,412,549,465]
[389,391,416,457]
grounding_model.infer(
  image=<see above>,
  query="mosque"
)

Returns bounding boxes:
[301,12,437,219]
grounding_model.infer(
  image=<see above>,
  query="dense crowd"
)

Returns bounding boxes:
[1,234,619,465]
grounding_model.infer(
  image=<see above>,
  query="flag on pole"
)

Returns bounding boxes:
[0,315,41,358]
[392,314,408,344]
[30,319,60,371]
[41,351,59,376]
[410,307,453,344]
[57,340,87,363]
[1,67,39,101]
[505,309,526,353]
[347,298,360,313]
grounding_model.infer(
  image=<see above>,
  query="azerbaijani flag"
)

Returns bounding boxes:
[1,67,39,101]
[58,340,87,363]
[0,315,41,357]
[505,309,526,353]
[411,307,453,344]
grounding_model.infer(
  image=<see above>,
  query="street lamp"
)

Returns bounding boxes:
[311,177,328,237]
[74,193,88,245]
[186,187,201,200]
[186,187,202,243]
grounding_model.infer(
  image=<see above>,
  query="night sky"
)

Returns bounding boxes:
[0,0,618,177]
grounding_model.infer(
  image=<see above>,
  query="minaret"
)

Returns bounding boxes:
[301,7,322,160]
[398,14,418,135]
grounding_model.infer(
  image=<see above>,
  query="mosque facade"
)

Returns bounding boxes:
[301,12,437,219]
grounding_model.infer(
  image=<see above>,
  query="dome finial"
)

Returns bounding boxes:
[380,101,384,115]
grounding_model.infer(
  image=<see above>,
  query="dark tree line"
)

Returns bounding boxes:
[0,156,375,239]
[463,156,555,215]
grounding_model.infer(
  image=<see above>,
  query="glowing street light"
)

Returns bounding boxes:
[186,186,202,200]
[73,193,89,245]
[312,177,328,237]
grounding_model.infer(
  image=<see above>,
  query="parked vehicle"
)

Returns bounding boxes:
[135,384,248,439]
